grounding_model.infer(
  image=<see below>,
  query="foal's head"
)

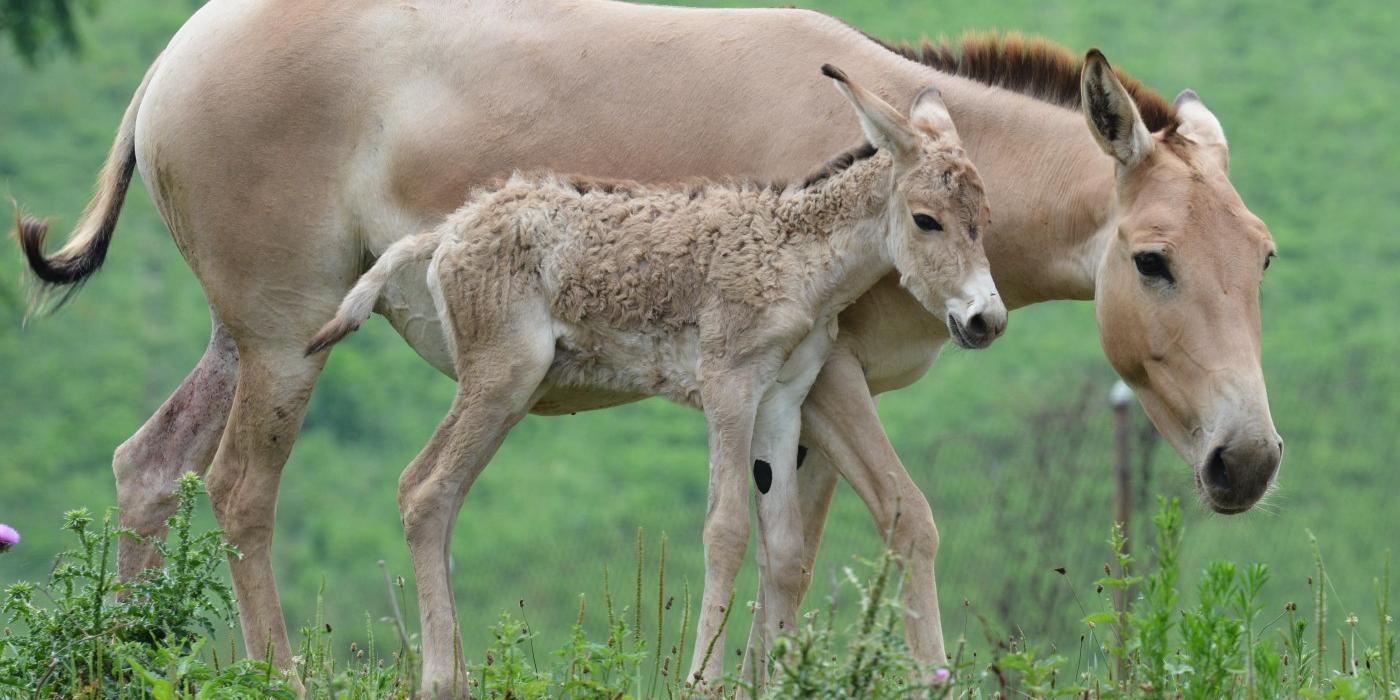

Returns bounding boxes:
[1080,50,1282,513]
[825,65,1005,349]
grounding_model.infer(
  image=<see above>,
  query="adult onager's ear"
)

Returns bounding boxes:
[1174,89,1229,171]
[1080,50,1153,168]
[823,64,919,159]
[907,86,959,141]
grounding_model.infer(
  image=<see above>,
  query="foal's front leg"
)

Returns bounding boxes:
[686,359,777,687]
[740,322,836,686]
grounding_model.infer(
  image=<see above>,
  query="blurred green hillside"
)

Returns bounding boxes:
[2,0,1397,662]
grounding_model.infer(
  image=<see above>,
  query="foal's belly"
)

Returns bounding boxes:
[376,271,699,415]
[545,322,705,410]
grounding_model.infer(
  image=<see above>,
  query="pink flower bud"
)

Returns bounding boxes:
[933,667,951,684]
[0,524,19,552]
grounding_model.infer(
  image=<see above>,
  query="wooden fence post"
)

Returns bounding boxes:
[1110,380,1135,682]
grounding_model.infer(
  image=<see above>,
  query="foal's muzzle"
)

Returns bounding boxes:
[947,295,1007,349]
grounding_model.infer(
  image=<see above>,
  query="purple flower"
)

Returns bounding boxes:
[0,524,18,553]
[932,667,952,685]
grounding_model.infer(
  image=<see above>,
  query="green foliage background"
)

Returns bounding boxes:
[2,0,1397,663]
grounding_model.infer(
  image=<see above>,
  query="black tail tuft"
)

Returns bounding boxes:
[821,63,849,84]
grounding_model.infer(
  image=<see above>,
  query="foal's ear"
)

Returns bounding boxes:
[1080,50,1153,169]
[1173,89,1230,171]
[908,86,959,141]
[823,64,919,159]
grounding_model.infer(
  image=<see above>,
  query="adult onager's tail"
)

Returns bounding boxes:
[13,53,163,309]
[305,231,444,355]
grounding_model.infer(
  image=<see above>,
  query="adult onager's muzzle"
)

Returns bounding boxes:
[1198,430,1284,513]
[947,290,1007,349]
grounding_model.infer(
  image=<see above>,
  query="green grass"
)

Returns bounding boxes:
[3,482,1395,698]
[1,0,1397,672]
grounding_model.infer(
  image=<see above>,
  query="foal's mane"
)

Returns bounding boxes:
[863,30,1181,134]
[563,141,882,196]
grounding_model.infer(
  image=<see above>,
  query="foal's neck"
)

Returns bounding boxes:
[774,152,897,314]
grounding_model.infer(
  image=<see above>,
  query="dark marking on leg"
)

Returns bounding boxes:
[795,445,808,470]
[753,459,772,495]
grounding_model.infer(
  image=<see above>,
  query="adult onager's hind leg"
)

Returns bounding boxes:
[399,295,556,698]
[114,309,238,581]
[204,344,329,670]
[799,348,947,667]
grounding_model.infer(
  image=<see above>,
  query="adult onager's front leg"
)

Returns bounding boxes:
[114,308,238,581]
[798,346,947,667]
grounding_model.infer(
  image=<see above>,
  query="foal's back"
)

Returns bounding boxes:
[448,173,812,330]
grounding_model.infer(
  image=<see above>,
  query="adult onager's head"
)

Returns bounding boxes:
[824,64,1005,348]
[1080,50,1281,513]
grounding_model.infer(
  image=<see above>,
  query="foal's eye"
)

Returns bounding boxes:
[1133,252,1173,283]
[1264,253,1274,271]
[912,214,942,232]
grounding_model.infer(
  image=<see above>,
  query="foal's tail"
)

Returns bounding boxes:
[14,52,163,314]
[305,231,444,355]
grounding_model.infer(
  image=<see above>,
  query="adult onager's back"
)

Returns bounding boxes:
[15,0,1282,683]
[307,66,1001,691]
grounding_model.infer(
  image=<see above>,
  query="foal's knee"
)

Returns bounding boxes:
[768,549,809,603]
[702,513,750,574]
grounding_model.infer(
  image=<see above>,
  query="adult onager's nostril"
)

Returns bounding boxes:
[1204,446,1231,493]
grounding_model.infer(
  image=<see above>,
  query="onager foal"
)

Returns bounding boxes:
[307,66,1003,694]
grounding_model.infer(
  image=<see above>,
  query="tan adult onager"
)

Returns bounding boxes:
[16,0,1282,683]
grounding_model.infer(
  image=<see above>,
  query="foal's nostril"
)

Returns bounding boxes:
[966,313,988,338]
[1204,446,1231,493]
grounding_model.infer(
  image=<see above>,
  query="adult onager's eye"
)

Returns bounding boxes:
[1133,252,1173,283]
[912,214,943,232]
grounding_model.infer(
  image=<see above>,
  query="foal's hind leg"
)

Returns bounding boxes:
[114,308,238,581]
[401,291,556,698]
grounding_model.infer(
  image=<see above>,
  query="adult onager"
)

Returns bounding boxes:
[304,65,1000,690]
[15,0,1282,681]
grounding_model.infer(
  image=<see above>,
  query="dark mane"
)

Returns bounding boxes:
[864,31,1179,133]
[799,141,879,189]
